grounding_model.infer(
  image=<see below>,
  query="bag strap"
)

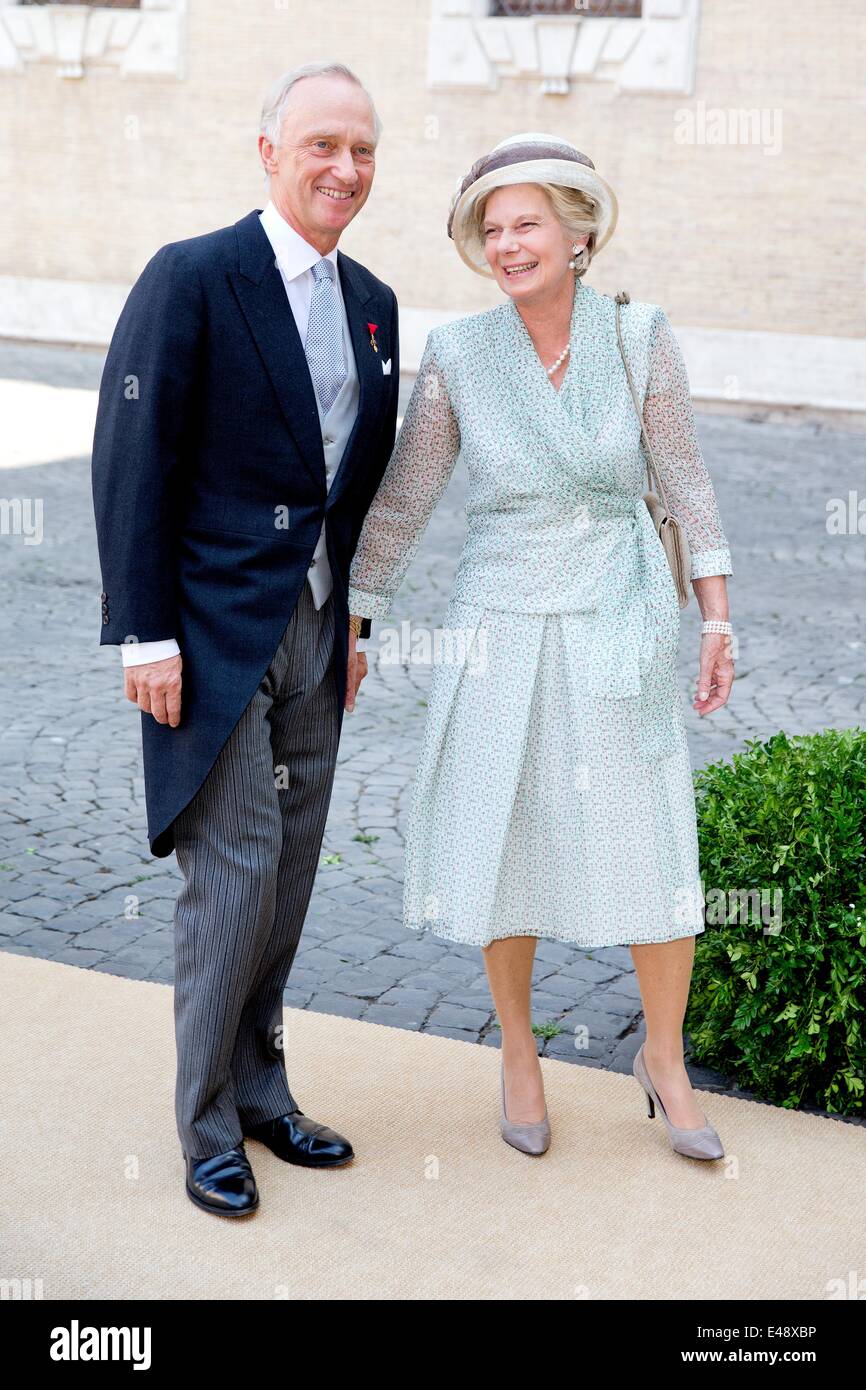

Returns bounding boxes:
[613,290,672,516]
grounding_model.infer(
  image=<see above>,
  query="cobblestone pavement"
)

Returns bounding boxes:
[1,341,864,1105]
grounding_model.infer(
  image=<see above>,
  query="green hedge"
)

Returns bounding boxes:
[685,728,866,1117]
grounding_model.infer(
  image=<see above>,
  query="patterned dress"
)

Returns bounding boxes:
[348,280,733,949]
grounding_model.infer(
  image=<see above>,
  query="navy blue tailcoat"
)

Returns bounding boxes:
[91,208,399,858]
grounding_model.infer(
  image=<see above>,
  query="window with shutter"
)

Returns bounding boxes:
[490,2,642,16]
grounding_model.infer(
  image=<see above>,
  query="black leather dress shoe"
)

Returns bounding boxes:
[243,1111,354,1168]
[183,1143,259,1216]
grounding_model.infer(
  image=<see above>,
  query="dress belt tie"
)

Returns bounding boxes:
[577,499,678,700]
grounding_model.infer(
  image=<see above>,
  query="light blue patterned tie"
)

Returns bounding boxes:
[304,257,347,415]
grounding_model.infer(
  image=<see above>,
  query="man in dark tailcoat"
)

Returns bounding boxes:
[91,61,398,1216]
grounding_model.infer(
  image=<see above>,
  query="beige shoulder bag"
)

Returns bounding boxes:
[613,291,691,608]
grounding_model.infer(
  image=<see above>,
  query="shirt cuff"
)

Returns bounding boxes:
[120,638,181,667]
[347,586,393,620]
[690,548,733,580]
[355,638,370,652]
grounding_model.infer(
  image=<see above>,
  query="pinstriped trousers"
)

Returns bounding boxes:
[172,582,340,1160]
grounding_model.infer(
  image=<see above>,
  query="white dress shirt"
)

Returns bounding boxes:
[121,200,367,666]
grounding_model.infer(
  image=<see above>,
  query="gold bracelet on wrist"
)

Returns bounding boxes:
[348,614,363,638]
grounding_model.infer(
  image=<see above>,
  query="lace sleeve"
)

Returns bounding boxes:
[642,309,733,579]
[348,333,460,619]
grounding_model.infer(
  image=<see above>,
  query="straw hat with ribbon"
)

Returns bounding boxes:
[446,131,619,278]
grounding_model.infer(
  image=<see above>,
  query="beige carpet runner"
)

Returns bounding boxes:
[1,951,862,1300]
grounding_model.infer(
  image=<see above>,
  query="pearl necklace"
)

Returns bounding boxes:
[546,343,570,376]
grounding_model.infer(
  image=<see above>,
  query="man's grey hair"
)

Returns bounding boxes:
[259,61,383,152]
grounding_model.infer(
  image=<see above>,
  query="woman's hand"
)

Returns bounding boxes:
[693,632,734,716]
[345,625,368,712]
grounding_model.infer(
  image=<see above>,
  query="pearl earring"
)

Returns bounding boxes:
[568,243,584,270]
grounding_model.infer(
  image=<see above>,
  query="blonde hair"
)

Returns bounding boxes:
[470,182,599,277]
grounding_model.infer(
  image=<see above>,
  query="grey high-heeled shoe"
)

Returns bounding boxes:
[633,1042,724,1160]
[499,1060,550,1155]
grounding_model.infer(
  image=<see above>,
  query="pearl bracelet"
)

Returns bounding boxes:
[701,619,733,635]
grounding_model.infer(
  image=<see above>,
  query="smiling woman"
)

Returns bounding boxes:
[348,128,734,1157]
[475,182,599,282]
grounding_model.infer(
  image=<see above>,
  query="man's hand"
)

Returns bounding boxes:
[124,654,183,727]
[345,627,368,712]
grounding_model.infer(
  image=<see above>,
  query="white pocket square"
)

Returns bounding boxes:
[381,358,392,375]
